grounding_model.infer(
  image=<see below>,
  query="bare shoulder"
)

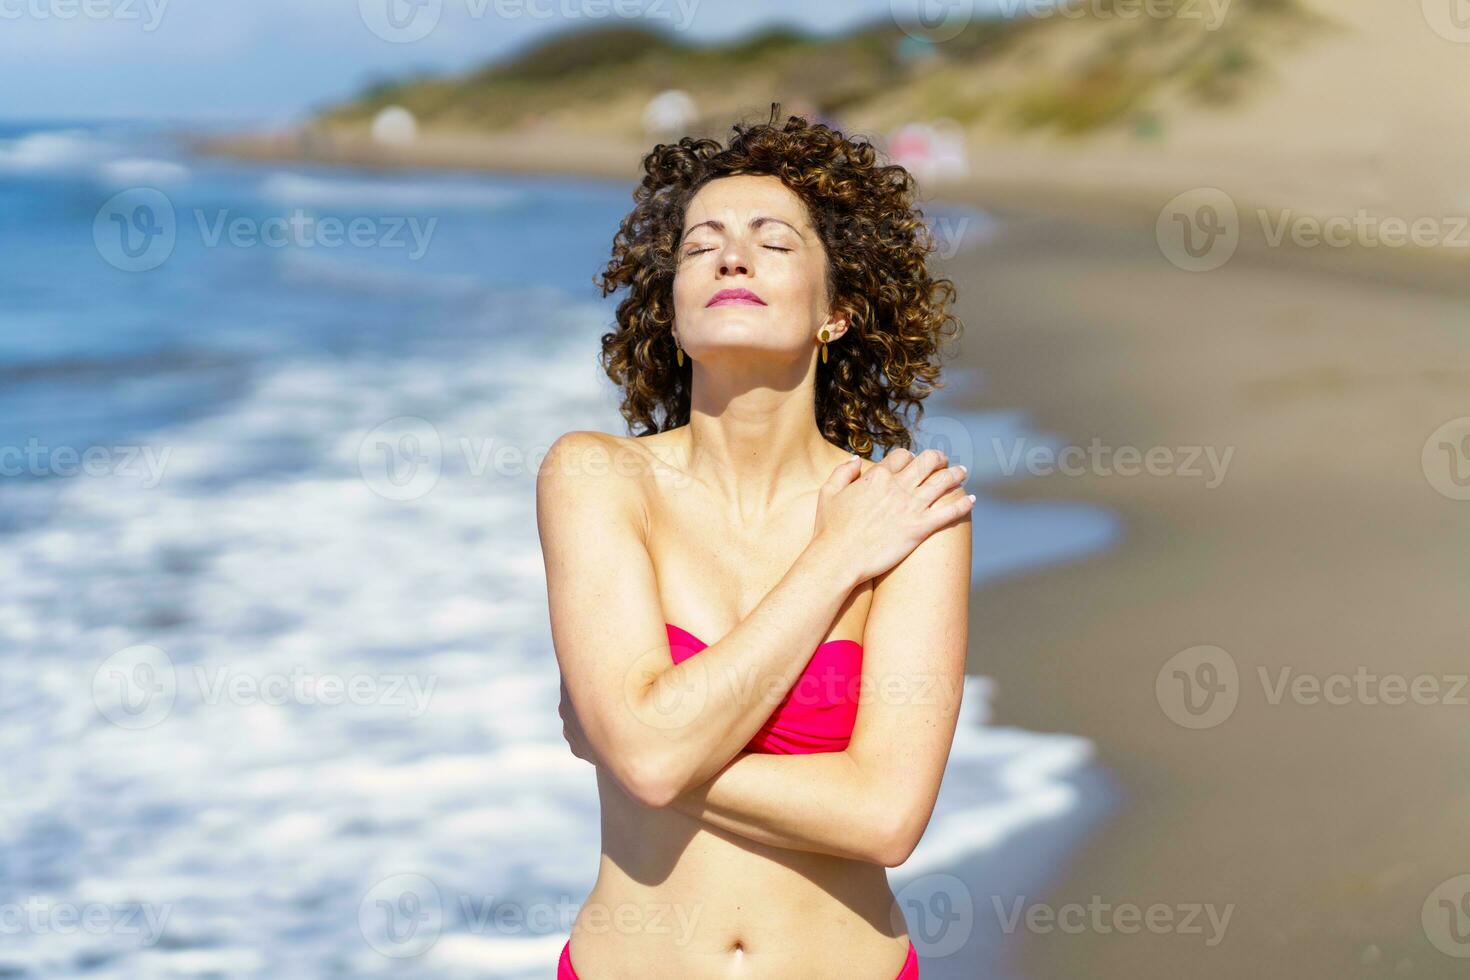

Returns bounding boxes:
[536,430,653,534]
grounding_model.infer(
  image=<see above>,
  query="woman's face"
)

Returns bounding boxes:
[672,174,845,365]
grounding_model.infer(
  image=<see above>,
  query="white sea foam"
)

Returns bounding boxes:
[259,172,523,210]
[0,129,106,172]
[99,157,191,184]
[0,287,1108,978]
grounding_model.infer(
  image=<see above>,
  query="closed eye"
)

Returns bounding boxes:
[764,246,792,252]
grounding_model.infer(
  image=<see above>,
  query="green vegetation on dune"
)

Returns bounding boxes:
[318,17,1033,134]
[318,1,1322,139]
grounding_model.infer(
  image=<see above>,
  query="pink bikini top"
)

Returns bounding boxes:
[665,623,863,755]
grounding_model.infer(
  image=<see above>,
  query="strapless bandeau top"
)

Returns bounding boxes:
[665,622,863,755]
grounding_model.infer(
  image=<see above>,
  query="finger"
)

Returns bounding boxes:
[877,447,914,475]
[915,462,968,506]
[898,448,950,490]
[923,488,976,533]
[822,454,864,495]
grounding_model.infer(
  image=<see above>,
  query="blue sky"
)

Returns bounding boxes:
[0,0,1008,122]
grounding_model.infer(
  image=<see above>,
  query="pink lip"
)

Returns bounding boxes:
[706,288,766,308]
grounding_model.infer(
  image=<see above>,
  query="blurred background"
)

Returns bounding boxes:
[3,1,1469,978]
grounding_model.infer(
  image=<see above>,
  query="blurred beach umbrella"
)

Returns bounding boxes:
[642,89,698,140]
[370,105,418,146]
[888,119,970,186]
[928,118,970,181]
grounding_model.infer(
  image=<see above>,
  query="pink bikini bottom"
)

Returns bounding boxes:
[557,938,919,978]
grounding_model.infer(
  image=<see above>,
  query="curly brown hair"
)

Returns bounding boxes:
[594,104,962,457]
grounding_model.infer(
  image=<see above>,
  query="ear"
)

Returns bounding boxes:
[822,309,850,342]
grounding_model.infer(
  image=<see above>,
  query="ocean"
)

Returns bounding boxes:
[0,119,1120,979]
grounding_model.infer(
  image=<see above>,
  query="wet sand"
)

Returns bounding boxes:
[939,201,1470,979]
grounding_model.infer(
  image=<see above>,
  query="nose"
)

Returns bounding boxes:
[718,240,750,277]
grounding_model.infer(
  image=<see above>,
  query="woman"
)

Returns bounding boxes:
[536,108,973,979]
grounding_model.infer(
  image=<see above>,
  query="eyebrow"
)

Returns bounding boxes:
[682,216,806,241]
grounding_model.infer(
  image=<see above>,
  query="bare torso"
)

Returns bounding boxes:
[568,429,913,978]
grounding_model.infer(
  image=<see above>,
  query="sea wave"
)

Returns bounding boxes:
[0,129,108,172]
[258,172,524,211]
[99,158,192,184]
[0,287,1106,978]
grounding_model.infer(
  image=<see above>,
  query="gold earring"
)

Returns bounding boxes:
[675,335,685,367]
[818,327,831,364]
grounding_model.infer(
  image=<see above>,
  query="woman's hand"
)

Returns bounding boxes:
[811,447,973,584]
[559,676,598,765]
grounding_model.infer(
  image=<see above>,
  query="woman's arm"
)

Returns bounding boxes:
[538,430,864,808]
[666,492,971,866]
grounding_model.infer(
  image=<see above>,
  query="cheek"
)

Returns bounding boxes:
[671,270,697,313]
[788,263,829,314]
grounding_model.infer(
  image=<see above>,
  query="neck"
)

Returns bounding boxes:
[677,357,847,521]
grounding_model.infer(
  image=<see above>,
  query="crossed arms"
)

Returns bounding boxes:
[537,431,971,867]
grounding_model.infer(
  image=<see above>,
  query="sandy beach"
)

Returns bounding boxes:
[941,205,1470,979]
